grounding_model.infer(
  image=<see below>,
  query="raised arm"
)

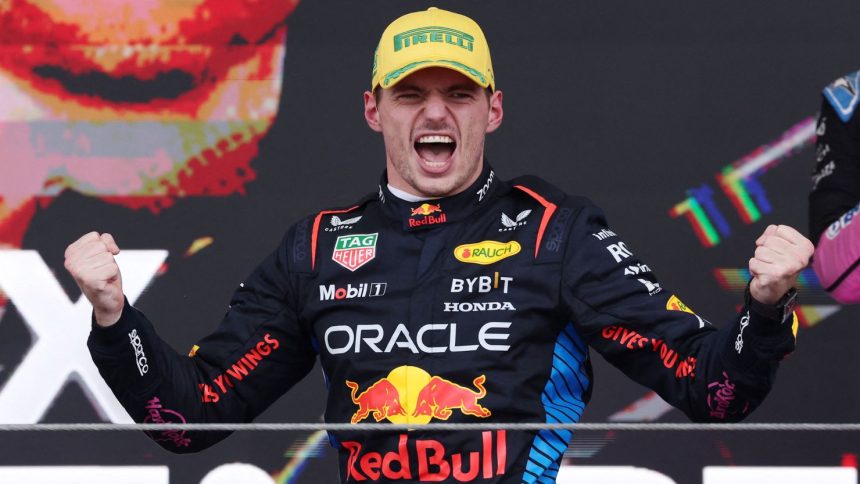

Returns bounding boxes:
[65,226,317,452]
[562,203,811,421]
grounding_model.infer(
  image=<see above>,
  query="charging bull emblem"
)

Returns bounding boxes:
[346,367,492,425]
[410,203,442,217]
[412,374,491,420]
[346,378,407,424]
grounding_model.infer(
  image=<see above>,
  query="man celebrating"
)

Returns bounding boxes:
[66,7,813,483]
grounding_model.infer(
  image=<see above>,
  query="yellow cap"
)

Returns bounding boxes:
[371,7,495,91]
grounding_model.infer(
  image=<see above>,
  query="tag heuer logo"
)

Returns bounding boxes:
[332,233,378,271]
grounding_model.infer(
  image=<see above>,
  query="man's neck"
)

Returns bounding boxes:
[387,184,436,202]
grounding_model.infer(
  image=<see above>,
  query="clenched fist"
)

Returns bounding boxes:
[64,232,124,327]
[749,225,815,305]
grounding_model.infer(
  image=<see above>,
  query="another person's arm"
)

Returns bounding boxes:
[809,81,860,303]
[65,228,316,453]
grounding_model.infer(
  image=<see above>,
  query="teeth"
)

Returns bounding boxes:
[417,135,453,144]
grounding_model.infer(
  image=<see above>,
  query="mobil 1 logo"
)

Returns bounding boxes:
[320,282,387,301]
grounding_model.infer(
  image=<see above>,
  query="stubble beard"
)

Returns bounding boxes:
[393,154,482,198]
[385,124,485,198]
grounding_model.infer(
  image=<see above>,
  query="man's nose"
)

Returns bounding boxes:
[422,94,449,120]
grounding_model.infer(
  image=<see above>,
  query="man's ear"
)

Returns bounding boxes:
[485,90,503,134]
[364,91,382,132]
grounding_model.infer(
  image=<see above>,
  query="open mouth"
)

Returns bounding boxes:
[414,135,456,173]
[31,64,196,104]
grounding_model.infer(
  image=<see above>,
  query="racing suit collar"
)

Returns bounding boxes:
[378,161,501,231]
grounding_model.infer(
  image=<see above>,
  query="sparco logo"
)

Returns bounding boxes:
[735,311,750,354]
[544,207,573,253]
[293,218,309,262]
[128,329,148,376]
[320,283,387,301]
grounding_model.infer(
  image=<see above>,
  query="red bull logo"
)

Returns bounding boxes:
[410,203,442,216]
[342,430,507,481]
[413,375,491,420]
[345,366,491,425]
[345,379,406,424]
[408,203,447,228]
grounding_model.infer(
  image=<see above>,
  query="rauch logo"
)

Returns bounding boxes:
[454,241,521,265]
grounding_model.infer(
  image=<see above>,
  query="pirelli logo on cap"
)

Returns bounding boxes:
[393,26,474,52]
[454,240,521,265]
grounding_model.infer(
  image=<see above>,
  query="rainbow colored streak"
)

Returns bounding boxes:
[713,267,823,295]
[669,184,732,247]
[794,305,842,328]
[271,430,329,484]
[713,267,841,328]
[670,196,720,247]
[717,168,766,224]
[717,117,817,224]
[670,117,817,247]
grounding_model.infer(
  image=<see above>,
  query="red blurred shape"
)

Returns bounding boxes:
[412,375,491,420]
[346,379,406,424]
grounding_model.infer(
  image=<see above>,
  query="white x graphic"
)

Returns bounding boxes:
[0,250,167,423]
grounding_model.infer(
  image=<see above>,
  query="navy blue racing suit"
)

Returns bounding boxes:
[89,163,796,483]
